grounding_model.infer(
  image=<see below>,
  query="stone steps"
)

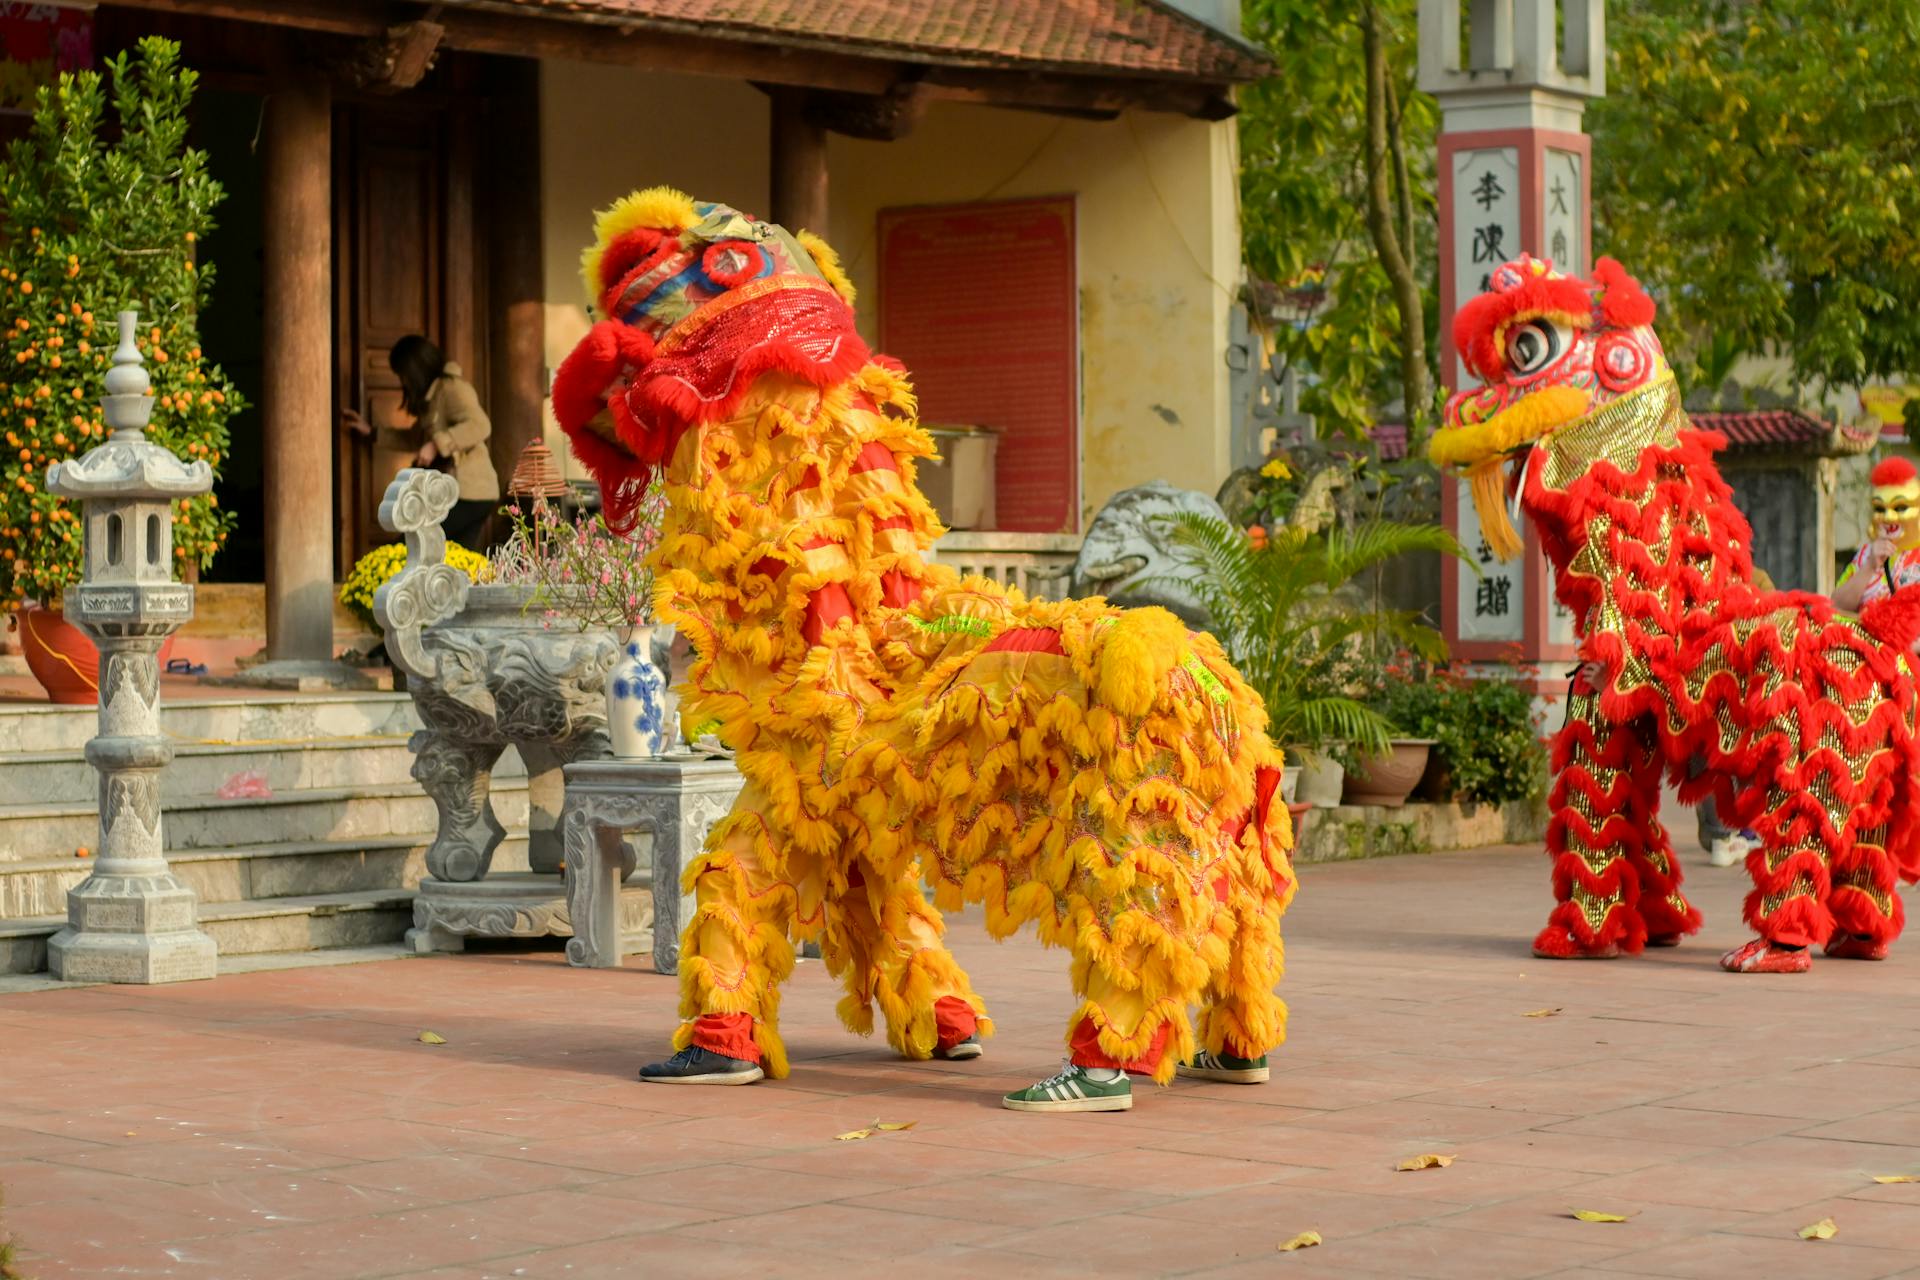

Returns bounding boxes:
[0,736,454,807]
[0,779,531,862]
[1,691,422,753]
[0,690,549,976]
[0,831,533,920]
[0,886,449,972]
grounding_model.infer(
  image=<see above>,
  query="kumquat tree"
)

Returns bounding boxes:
[0,36,242,611]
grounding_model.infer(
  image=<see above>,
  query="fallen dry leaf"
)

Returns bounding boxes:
[1395,1154,1455,1171]
[1522,1008,1563,1018]
[834,1127,874,1142]
[1277,1231,1322,1252]
[417,1031,446,1045]
[1570,1209,1629,1223]
[1873,1175,1920,1184]
[1798,1218,1838,1241]
[877,1121,917,1132]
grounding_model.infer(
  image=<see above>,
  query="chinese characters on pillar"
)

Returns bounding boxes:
[1455,477,1525,643]
[1543,149,1584,276]
[1450,148,1520,387]
[1451,147,1526,639]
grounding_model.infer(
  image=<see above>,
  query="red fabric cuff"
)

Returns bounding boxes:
[933,996,977,1051]
[690,1012,761,1063]
[1069,1015,1169,1074]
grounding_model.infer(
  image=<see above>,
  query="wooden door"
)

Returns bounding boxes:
[333,76,486,570]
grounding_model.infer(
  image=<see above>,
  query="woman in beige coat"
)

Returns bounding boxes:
[344,336,501,549]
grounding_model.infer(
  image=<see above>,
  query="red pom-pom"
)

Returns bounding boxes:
[1592,257,1655,330]
[1872,456,1918,487]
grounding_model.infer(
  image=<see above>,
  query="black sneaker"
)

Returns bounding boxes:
[638,1045,764,1085]
[1177,1048,1269,1084]
[935,1034,984,1061]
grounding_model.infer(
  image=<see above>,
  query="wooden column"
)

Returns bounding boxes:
[769,87,829,236]
[488,57,546,480]
[261,71,336,662]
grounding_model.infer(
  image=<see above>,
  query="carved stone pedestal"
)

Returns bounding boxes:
[45,311,218,985]
[561,755,744,975]
[51,873,217,984]
[405,872,654,955]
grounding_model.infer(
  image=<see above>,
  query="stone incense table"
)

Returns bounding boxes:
[373,468,616,953]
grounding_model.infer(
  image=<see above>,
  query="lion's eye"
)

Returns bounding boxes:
[1507,320,1568,375]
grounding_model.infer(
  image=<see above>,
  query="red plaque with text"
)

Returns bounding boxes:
[878,197,1078,533]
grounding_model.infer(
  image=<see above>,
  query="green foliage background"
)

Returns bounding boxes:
[1590,1,1920,399]
[0,37,242,609]
[1238,0,1920,426]
[1238,0,1437,437]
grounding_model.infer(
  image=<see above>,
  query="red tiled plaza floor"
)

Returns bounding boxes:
[5,843,1920,1279]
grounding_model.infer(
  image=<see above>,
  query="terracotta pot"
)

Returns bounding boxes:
[1294,751,1346,808]
[1342,739,1434,807]
[18,604,175,705]
[1285,801,1312,844]
[1413,751,1454,803]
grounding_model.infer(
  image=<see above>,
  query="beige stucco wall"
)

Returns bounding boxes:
[538,60,1239,527]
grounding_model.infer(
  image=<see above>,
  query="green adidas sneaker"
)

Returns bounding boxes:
[1002,1062,1132,1113]
[1177,1048,1269,1084]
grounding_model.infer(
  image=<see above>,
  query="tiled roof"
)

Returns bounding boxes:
[1690,408,1880,456]
[1370,423,1408,461]
[476,0,1269,81]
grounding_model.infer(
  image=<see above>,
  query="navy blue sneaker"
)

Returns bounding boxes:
[638,1045,764,1085]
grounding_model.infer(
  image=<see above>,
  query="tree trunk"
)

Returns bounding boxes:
[1362,2,1430,434]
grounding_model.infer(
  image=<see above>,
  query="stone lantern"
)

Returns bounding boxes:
[43,311,218,983]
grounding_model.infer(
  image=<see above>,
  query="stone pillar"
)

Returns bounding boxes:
[769,86,829,237]
[45,315,218,983]
[1420,0,1604,703]
[261,71,336,664]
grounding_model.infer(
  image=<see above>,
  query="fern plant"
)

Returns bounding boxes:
[1157,513,1466,763]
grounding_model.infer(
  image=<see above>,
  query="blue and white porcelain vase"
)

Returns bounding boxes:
[606,622,668,759]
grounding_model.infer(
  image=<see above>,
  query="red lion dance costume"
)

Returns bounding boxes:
[552,189,1294,1110]
[1429,254,1920,974]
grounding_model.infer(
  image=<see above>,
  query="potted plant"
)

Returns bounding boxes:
[0,40,243,701]
[1377,653,1548,808]
[1159,512,1463,807]
[495,484,669,759]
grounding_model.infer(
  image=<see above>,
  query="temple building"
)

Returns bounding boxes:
[3,0,1264,669]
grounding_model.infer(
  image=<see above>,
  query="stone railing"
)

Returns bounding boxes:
[925,531,1080,601]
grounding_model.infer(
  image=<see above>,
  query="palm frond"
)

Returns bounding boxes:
[1152,510,1457,753]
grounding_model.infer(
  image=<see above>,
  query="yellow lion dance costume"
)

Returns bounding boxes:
[552,190,1294,1111]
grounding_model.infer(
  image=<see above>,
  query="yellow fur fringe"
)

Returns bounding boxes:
[795,229,857,306]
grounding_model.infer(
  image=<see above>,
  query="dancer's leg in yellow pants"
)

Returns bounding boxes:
[671,784,818,1078]
[821,860,992,1059]
[672,786,987,1076]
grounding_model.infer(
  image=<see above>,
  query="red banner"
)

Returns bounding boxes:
[0,4,92,114]
[878,196,1078,533]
